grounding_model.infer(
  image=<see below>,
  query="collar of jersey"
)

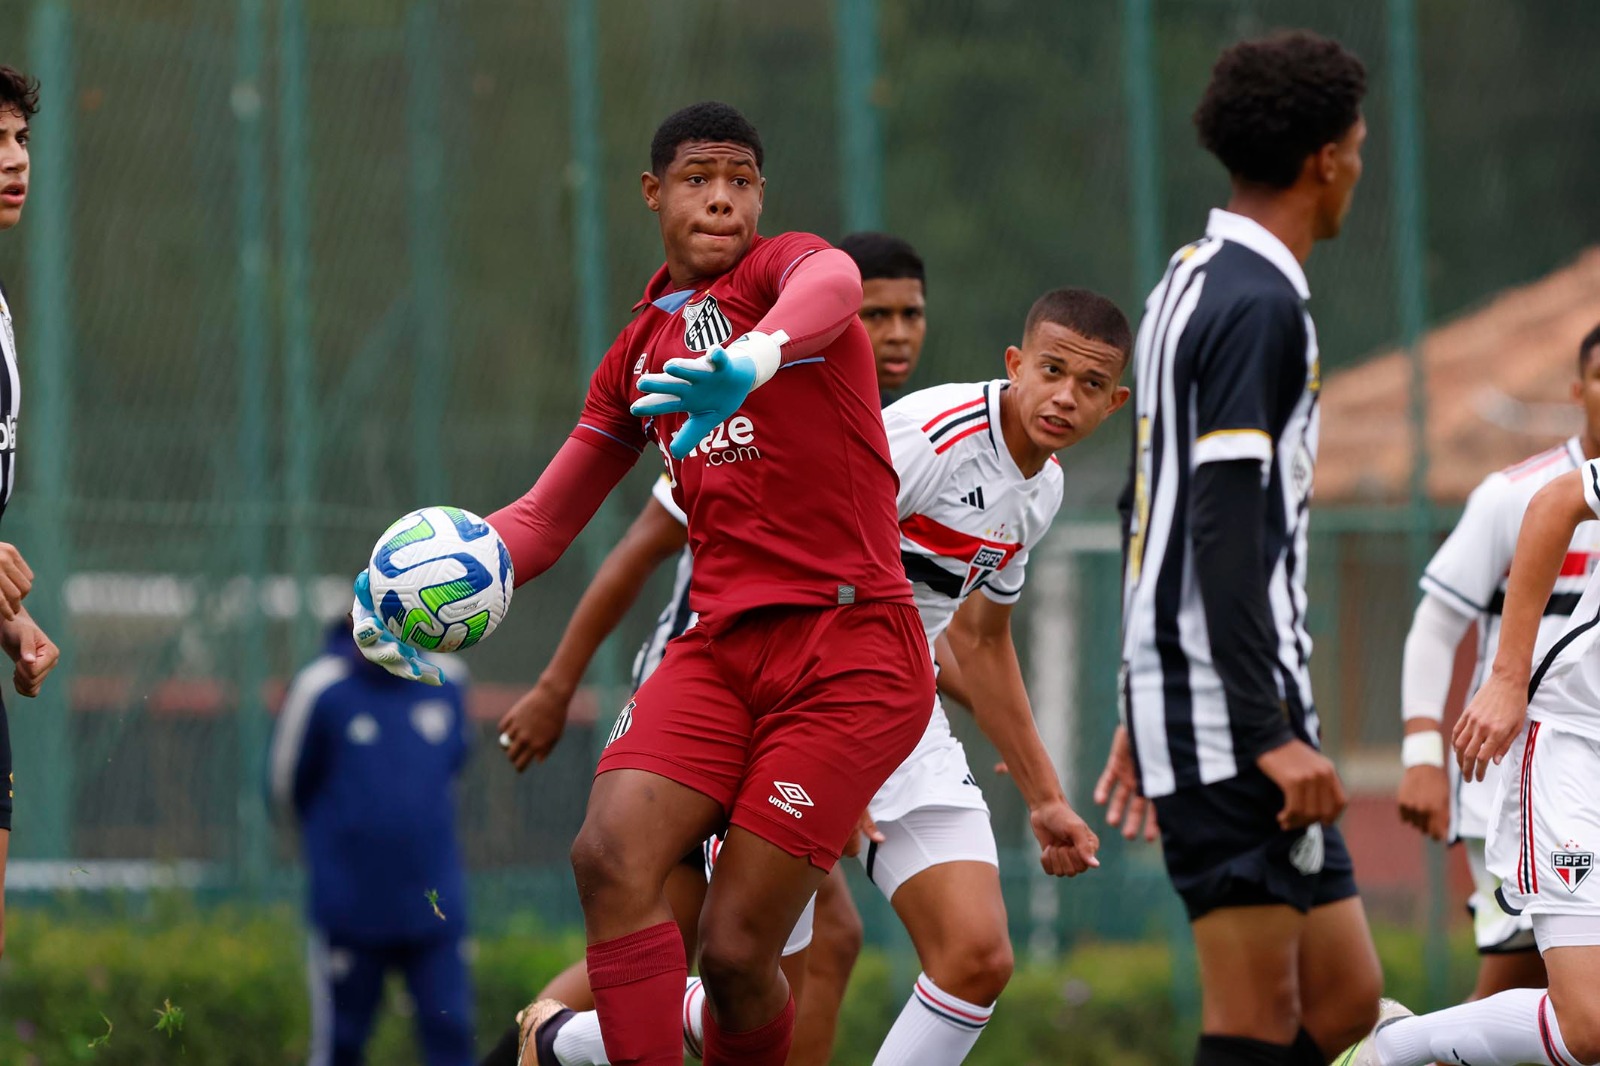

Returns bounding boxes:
[1205,209,1311,301]
[989,381,1035,484]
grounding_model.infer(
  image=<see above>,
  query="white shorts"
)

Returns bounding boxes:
[1488,720,1600,922]
[867,699,989,823]
[1451,753,1502,842]
[1464,837,1536,953]
[703,835,815,956]
[857,805,998,902]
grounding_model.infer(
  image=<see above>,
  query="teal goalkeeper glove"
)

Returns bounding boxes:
[630,331,787,460]
[350,570,443,686]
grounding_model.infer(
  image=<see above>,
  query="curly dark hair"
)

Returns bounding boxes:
[0,66,39,119]
[837,232,924,285]
[649,101,763,175]
[1194,31,1366,189]
[1580,321,1600,376]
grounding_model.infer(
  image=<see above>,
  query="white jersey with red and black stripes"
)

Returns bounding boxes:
[1487,457,1600,921]
[870,379,1064,822]
[1423,437,1600,838]
[886,379,1063,649]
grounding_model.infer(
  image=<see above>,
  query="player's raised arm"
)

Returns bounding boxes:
[946,592,1099,877]
[498,495,688,771]
[633,247,863,459]
[1457,466,1596,781]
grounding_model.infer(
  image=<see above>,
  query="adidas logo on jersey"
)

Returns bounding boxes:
[768,780,814,820]
[960,486,986,510]
[680,415,761,466]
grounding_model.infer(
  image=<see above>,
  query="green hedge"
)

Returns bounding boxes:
[0,898,1479,1065]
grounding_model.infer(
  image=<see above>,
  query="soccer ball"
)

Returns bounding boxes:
[366,505,514,652]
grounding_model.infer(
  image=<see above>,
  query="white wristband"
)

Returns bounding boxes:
[1402,730,1446,769]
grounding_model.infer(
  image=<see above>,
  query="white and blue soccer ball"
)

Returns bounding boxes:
[366,505,514,653]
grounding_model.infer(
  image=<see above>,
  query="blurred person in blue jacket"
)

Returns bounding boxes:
[270,618,474,1066]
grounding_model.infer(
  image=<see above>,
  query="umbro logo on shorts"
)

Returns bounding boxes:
[1553,848,1594,893]
[768,781,814,820]
[606,700,635,748]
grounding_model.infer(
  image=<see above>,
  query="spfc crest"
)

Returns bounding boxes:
[1553,849,1594,893]
[963,544,1008,596]
[683,294,734,353]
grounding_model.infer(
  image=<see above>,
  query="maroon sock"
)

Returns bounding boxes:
[702,992,796,1066]
[586,922,687,1066]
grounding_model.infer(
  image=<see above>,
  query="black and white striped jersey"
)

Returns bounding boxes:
[630,475,696,690]
[1121,210,1322,798]
[0,280,19,523]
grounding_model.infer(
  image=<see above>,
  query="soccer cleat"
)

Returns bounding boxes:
[516,998,574,1066]
[1332,997,1415,1066]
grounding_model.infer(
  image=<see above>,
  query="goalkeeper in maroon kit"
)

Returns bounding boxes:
[353,102,933,1066]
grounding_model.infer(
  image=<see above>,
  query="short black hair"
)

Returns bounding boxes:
[1194,31,1366,189]
[0,66,39,119]
[1024,288,1134,365]
[1580,322,1600,376]
[650,101,763,175]
[838,232,925,286]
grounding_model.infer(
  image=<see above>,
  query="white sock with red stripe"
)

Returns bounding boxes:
[871,973,994,1065]
[1372,988,1587,1066]
[546,978,707,1065]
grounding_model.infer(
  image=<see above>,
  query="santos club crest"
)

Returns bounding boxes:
[683,294,734,353]
[1553,847,1594,893]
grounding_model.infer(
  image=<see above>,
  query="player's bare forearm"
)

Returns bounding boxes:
[933,632,973,709]
[538,498,688,694]
[488,434,636,587]
[1490,469,1590,687]
[947,600,1063,810]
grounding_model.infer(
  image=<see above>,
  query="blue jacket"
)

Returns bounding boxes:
[270,625,470,944]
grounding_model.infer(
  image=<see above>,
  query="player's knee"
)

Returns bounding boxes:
[930,933,1013,1006]
[814,908,863,976]
[698,925,781,1004]
[1550,991,1600,1065]
[569,823,645,907]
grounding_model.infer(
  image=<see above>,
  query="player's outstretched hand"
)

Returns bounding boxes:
[497,679,572,772]
[351,570,442,686]
[1032,798,1101,877]
[0,542,34,622]
[1257,739,1346,830]
[1454,672,1528,783]
[630,332,783,460]
[1,615,59,698]
[1397,757,1450,842]
[1093,725,1159,842]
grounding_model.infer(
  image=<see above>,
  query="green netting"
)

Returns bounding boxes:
[0,1,1592,996]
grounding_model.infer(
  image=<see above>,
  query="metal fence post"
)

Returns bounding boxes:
[565,0,622,745]
[834,0,884,234]
[407,0,448,503]
[1388,0,1446,1009]
[234,0,271,894]
[1121,0,1163,300]
[280,0,315,664]
[17,0,75,861]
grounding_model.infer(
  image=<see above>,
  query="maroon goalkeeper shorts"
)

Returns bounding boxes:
[596,600,933,870]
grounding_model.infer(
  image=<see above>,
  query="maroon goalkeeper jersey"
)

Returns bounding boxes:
[573,232,913,627]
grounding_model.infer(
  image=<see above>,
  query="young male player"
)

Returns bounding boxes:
[0,65,63,960]
[354,102,933,1066]
[1109,32,1382,1065]
[1392,324,1600,1000]
[520,286,1124,1066]
[1346,442,1600,1066]
[478,230,937,1066]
